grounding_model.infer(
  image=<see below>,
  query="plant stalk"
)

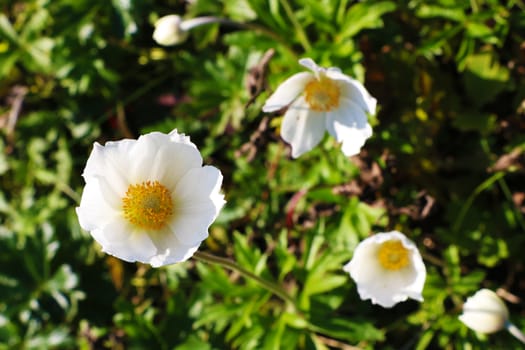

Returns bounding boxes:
[507,322,525,344]
[192,251,298,310]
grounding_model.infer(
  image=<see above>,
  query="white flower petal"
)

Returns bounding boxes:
[125,133,204,187]
[327,67,342,74]
[327,98,369,136]
[168,129,195,147]
[262,72,313,112]
[344,231,426,308]
[153,142,203,192]
[299,58,323,74]
[82,142,132,194]
[95,219,158,264]
[326,99,372,156]
[339,124,372,157]
[94,175,125,209]
[128,133,160,182]
[148,230,200,267]
[328,71,377,114]
[281,97,326,158]
[76,178,120,232]
[171,166,225,245]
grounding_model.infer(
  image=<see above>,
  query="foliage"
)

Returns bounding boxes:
[1,0,525,349]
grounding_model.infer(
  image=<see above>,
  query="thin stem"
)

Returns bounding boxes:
[479,138,525,232]
[192,251,298,310]
[507,322,525,344]
[497,177,525,233]
[95,74,169,126]
[57,182,81,204]
[278,0,312,52]
[421,251,445,267]
[452,171,506,232]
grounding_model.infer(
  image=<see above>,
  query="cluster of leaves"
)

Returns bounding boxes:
[1,0,525,349]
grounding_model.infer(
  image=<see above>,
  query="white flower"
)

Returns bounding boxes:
[76,129,225,267]
[153,15,189,46]
[262,58,377,158]
[459,289,509,334]
[343,231,426,308]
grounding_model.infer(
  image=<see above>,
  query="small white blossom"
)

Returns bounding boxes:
[343,231,426,308]
[459,289,509,334]
[76,129,225,267]
[263,58,376,158]
[153,15,189,46]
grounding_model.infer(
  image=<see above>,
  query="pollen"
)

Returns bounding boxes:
[304,76,341,112]
[122,180,174,230]
[377,240,410,270]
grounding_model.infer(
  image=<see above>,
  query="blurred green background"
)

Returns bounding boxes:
[1,0,525,349]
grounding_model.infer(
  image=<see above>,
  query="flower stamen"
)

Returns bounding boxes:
[304,76,340,112]
[377,240,409,270]
[122,181,173,230]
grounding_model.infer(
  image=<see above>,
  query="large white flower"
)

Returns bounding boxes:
[343,231,426,308]
[459,289,509,334]
[262,58,377,158]
[76,129,225,267]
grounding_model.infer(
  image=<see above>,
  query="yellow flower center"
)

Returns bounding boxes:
[377,240,410,270]
[304,76,341,112]
[122,180,173,230]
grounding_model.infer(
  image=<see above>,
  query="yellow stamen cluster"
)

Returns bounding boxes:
[377,240,410,270]
[304,76,341,112]
[122,180,173,230]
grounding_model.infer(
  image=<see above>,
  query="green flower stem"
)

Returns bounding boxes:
[507,322,525,344]
[496,175,525,233]
[278,0,312,52]
[452,171,506,232]
[192,251,298,310]
[479,139,525,232]
[96,74,169,127]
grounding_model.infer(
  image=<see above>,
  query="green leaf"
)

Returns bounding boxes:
[0,14,19,43]
[338,1,396,39]
[224,0,257,21]
[415,4,466,21]
[463,51,510,106]
[452,112,497,133]
[465,21,494,39]
[110,0,137,38]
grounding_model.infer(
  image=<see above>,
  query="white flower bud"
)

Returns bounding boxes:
[459,289,509,334]
[153,15,189,46]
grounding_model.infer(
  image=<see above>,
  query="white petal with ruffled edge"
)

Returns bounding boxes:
[326,98,372,156]
[148,229,201,267]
